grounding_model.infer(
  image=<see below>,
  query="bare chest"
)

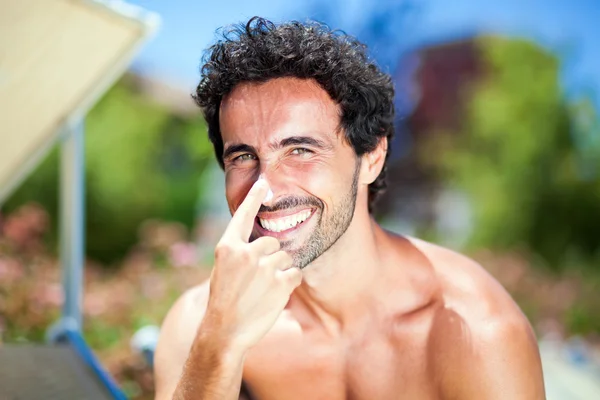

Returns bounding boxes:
[242,321,438,400]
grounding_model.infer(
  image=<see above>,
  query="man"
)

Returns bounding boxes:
[154,17,545,399]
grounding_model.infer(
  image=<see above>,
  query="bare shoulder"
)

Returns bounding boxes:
[154,280,211,399]
[406,238,545,399]
[406,237,524,322]
[156,279,211,352]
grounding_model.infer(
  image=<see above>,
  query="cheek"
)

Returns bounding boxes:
[278,159,334,186]
[225,169,258,213]
[279,160,350,202]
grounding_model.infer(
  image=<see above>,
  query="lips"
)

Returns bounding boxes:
[258,209,312,233]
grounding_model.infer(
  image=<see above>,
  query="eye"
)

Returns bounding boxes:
[290,148,313,156]
[234,153,257,162]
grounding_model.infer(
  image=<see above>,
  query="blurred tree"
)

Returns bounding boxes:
[425,36,600,271]
[3,76,213,264]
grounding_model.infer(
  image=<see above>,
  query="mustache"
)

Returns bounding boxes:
[259,195,322,213]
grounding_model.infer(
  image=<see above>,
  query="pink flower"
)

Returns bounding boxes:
[30,283,63,308]
[168,242,198,268]
[84,292,109,317]
[0,259,24,284]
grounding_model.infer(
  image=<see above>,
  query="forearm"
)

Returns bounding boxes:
[173,321,246,400]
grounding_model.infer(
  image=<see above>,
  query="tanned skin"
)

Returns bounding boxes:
[154,77,546,400]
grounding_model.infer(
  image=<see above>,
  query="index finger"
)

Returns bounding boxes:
[224,178,269,242]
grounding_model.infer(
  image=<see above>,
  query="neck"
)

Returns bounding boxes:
[293,204,388,333]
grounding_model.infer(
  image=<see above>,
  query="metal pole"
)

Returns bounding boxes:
[59,118,85,332]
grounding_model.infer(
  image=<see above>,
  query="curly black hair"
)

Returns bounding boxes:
[193,17,395,212]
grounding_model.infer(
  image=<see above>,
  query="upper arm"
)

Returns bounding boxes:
[154,282,210,400]
[439,314,545,400]
[417,243,545,399]
[477,317,545,399]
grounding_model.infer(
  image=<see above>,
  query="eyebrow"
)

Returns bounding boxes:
[222,143,257,161]
[275,136,329,150]
[222,135,331,161]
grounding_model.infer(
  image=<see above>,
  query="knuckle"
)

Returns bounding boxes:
[256,263,276,284]
[280,252,293,266]
[214,243,232,260]
[215,243,257,266]
[258,260,275,275]
[266,237,281,251]
[285,269,302,286]
[256,236,279,247]
[293,270,303,284]
[235,246,249,261]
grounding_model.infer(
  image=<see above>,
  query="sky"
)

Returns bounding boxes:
[126,0,600,105]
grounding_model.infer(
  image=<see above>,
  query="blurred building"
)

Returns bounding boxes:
[378,38,484,244]
[406,39,483,135]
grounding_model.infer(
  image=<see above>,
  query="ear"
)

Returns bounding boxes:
[359,137,388,185]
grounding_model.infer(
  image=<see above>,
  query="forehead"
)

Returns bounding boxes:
[219,78,341,144]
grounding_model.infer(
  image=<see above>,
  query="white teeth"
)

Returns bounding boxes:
[259,210,311,232]
[276,220,285,232]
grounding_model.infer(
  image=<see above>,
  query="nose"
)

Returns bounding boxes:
[257,173,274,204]
[258,167,290,205]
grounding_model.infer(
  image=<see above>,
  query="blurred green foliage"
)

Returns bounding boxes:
[427,36,600,271]
[2,76,213,264]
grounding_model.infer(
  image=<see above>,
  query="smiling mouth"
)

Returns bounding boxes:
[258,209,313,233]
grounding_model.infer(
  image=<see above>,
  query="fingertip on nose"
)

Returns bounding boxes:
[263,188,274,203]
[257,174,273,203]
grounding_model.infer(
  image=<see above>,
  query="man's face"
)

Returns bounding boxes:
[219,77,361,269]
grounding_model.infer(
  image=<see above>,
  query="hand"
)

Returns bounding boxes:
[204,179,302,352]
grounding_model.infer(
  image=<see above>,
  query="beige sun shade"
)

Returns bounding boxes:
[0,0,158,203]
